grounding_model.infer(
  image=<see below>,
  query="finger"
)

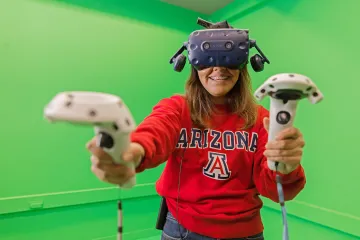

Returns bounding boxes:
[91,165,109,182]
[276,127,302,140]
[263,117,270,132]
[118,170,136,186]
[266,138,305,150]
[86,137,97,149]
[90,155,113,166]
[90,155,113,171]
[91,155,122,173]
[86,136,113,160]
[122,152,134,162]
[105,173,135,186]
[91,165,134,184]
[92,167,122,184]
[264,148,303,158]
[102,164,132,177]
[91,156,131,175]
[121,143,145,165]
[265,156,302,165]
[88,145,113,161]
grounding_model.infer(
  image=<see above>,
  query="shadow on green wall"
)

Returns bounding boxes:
[40,0,208,33]
[266,0,302,14]
[211,0,301,24]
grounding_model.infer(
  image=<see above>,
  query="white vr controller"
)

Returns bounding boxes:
[44,91,137,189]
[254,73,323,173]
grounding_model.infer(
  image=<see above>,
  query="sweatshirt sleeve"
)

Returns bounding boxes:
[130,95,184,173]
[252,106,306,203]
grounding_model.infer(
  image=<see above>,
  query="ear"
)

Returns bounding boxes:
[263,117,269,133]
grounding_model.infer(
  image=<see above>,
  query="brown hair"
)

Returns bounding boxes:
[184,65,258,130]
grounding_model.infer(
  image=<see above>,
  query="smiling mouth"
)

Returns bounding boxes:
[209,76,230,81]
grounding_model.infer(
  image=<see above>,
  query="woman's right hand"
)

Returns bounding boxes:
[86,137,145,186]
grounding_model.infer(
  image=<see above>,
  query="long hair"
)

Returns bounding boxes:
[184,65,258,130]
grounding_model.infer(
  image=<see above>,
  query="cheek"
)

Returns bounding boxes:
[198,75,207,84]
[198,70,211,85]
[229,69,240,79]
[198,69,210,77]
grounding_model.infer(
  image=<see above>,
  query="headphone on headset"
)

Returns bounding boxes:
[170,18,270,73]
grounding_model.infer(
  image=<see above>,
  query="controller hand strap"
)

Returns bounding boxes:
[275,163,289,240]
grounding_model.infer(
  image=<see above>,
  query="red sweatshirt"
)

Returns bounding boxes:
[130,95,306,239]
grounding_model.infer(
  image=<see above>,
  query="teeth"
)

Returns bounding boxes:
[210,76,229,80]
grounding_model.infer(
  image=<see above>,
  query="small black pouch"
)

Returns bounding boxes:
[155,197,169,230]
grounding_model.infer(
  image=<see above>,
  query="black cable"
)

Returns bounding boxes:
[176,140,187,240]
[175,141,289,240]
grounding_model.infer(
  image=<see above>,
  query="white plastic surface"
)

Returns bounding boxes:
[254,73,324,104]
[267,99,299,172]
[254,73,323,172]
[44,91,137,189]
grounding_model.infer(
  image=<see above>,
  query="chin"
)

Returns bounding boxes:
[209,88,231,97]
[209,92,228,98]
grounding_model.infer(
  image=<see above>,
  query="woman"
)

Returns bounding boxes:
[86,65,306,240]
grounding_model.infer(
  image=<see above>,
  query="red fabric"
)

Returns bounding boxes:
[130,95,306,239]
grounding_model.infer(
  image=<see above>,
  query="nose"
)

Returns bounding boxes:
[212,66,227,72]
[213,66,226,71]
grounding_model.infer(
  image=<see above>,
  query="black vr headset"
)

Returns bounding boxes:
[169,18,270,72]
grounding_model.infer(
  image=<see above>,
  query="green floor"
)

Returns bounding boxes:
[140,204,360,240]
[0,195,359,240]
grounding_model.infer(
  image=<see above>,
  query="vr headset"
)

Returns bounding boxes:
[169,18,270,72]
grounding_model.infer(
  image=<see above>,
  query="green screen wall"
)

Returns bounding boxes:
[1,0,359,239]
[211,0,360,237]
[0,0,205,238]
[0,0,206,209]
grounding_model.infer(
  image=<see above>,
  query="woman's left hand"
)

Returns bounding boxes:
[262,117,305,174]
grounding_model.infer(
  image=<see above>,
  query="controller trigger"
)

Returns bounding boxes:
[98,131,114,149]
